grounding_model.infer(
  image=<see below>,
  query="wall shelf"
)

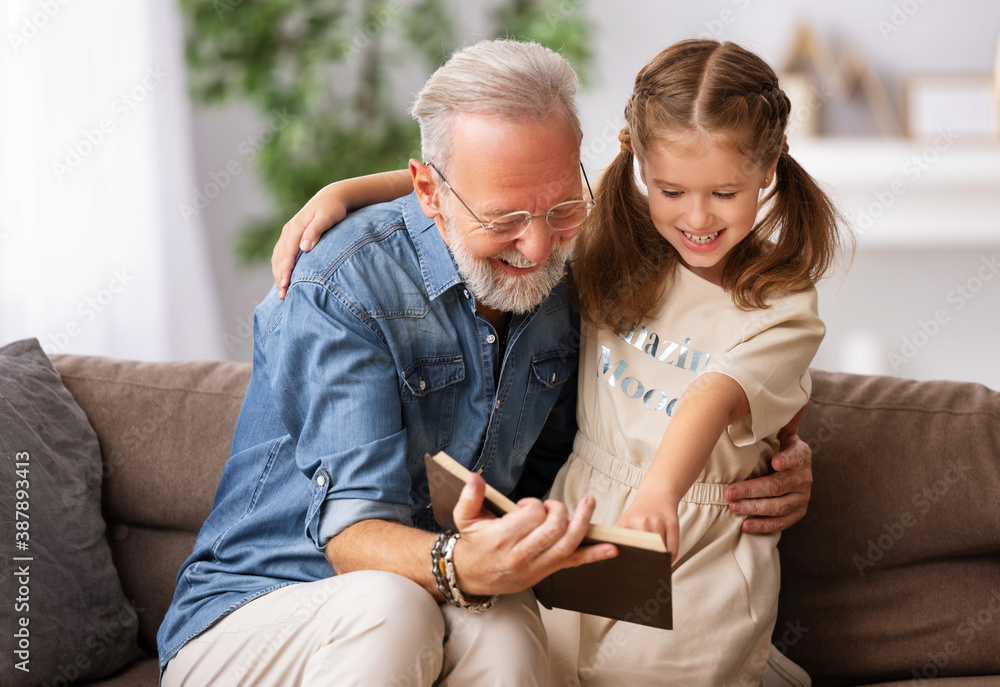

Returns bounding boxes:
[790,137,1000,248]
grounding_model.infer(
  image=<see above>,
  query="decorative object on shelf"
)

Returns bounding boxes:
[995,31,1000,139]
[779,27,836,139]
[179,0,593,262]
[779,26,901,139]
[904,74,998,140]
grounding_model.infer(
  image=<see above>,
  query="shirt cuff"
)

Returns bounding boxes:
[314,498,412,548]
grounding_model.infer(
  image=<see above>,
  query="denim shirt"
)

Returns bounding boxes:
[156,192,579,673]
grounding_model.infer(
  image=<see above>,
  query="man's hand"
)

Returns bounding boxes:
[451,474,617,596]
[724,408,813,534]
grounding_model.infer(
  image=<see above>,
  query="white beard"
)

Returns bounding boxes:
[443,215,574,314]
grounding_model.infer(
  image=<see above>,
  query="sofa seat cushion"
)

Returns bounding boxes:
[778,370,1000,686]
[80,656,160,686]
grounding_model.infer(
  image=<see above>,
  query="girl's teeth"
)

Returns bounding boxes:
[683,231,719,244]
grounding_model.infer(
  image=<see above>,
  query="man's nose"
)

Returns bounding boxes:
[512,219,558,264]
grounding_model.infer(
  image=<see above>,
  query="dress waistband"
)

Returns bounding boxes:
[571,434,729,507]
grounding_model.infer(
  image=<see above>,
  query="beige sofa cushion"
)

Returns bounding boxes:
[779,370,1000,685]
[51,355,251,656]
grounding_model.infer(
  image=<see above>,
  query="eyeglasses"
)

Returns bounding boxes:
[426,161,595,241]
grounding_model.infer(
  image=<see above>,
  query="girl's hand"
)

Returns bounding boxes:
[271,169,414,300]
[618,493,680,559]
[271,184,349,300]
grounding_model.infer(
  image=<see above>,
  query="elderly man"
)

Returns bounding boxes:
[158,39,812,686]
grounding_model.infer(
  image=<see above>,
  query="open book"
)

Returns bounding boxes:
[424,451,673,630]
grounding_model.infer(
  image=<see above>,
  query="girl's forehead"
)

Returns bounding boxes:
[642,137,765,184]
[648,128,743,157]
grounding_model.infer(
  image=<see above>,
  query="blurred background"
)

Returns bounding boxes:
[1,0,998,388]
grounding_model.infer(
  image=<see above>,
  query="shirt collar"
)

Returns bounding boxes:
[403,191,464,300]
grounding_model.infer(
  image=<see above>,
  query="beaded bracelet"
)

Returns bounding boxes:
[431,530,498,612]
[431,531,454,604]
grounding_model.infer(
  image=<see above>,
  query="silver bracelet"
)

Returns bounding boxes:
[440,531,498,613]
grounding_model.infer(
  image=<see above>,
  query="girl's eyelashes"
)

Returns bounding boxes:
[659,190,738,199]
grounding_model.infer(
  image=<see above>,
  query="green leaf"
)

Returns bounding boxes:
[180,0,592,262]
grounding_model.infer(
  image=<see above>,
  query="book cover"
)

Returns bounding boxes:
[424,451,673,630]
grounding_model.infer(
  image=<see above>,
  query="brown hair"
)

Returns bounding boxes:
[572,39,850,332]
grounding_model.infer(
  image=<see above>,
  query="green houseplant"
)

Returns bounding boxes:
[179,0,592,261]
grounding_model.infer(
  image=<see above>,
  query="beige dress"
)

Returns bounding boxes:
[544,266,825,686]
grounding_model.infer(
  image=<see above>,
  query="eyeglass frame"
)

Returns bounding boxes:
[425,160,596,240]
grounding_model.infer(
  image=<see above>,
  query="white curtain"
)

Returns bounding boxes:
[0,0,224,361]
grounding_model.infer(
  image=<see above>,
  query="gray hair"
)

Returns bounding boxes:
[410,39,582,176]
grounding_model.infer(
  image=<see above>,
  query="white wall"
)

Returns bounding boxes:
[193,0,1000,388]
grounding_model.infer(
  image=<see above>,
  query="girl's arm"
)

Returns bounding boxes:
[272,169,413,299]
[618,372,750,557]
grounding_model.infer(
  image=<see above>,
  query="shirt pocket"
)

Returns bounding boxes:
[400,356,465,462]
[513,352,577,455]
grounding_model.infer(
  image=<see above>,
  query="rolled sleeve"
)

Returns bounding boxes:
[267,280,412,549]
[704,288,825,447]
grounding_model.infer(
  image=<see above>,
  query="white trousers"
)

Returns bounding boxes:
[162,570,809,687]
[162,571,547,687]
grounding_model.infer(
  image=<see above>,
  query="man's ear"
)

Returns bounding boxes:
[411,160,442,219]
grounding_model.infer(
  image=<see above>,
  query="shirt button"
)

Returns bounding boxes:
[463,289,470,298]
[317,475,326,486]
[486,334,496,344]
[419,379,426,391]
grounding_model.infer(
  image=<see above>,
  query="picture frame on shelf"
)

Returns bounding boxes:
[904,74,998,140]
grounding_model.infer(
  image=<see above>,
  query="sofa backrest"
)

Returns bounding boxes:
[785,370,1000,684]
[51,355,1000,679]
[51,355,251,657]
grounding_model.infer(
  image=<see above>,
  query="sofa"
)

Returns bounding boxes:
[4,348,999,685]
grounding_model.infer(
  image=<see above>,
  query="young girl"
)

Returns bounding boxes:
[271,39,846,687]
